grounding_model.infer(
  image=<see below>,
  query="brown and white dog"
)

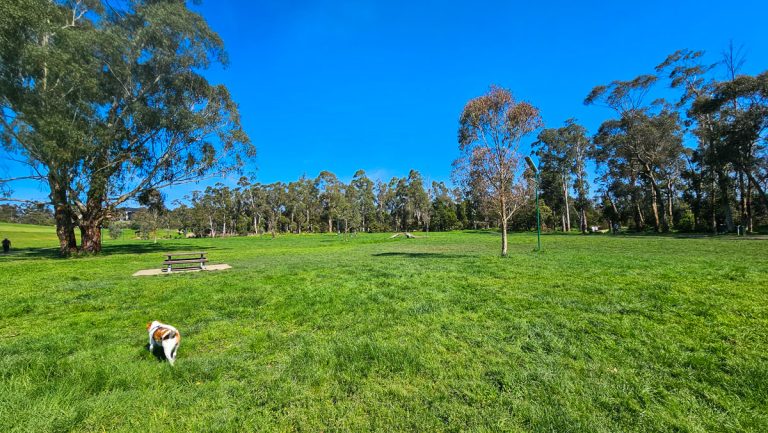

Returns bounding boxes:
[146,321,181,365]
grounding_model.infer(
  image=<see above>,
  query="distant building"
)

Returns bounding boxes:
[115,207,143,222]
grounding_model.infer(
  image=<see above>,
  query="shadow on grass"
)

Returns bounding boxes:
[372,252,468,259]
[0,247,63,260]
[0,242,224,261]
[462,229,499,235]
[99,242,222,256]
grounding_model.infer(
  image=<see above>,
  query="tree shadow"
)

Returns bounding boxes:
[0,247,61,260]
[0,242,224,261]
[462,230,499,235]
[99,242,223,256]
[372,252,468,259]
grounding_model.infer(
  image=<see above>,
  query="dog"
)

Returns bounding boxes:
[146,321,181,365]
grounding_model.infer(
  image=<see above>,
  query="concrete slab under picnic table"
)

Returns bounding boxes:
[132,263,232,277]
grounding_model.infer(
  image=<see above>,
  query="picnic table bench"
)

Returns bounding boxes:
[163,251,208,272]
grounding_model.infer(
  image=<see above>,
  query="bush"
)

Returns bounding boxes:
[676,209,696,232]
[108,225,123,240]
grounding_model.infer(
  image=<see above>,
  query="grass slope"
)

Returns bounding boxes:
[0,225,766,432]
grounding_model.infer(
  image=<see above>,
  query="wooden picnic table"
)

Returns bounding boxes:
[163,251,208,272]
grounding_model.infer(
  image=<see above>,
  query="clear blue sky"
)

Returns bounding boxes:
[7,0,768,203]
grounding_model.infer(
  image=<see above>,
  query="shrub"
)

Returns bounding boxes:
[676,209,696,232]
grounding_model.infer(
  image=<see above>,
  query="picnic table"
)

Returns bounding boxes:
[163,251,208,273]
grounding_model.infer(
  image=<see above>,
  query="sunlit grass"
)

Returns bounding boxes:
[1,224,766,432]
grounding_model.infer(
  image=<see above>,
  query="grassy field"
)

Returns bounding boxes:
[0,222,766,432]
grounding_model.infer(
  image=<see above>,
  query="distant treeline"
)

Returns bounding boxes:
[112,169,597,239]
[0,204,54,226]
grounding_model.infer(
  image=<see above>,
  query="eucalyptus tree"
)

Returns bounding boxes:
[430,181,458,231]
[691,71,768,223]
[136,188,166,243]
[533,128,572,232]
[240,179,268,235]
[350,170,376,232]
[592,110,683,232]
[0,0,102,252]
[656,49,730,232]
[295,175,320,233]
[374,179,393,231]
[533,119,592,232]
[285,181,301,233]
[586,76,686,232]
[264,182,286,238]
[391,177,409,231]
[340,185,359,234]
[455,85,543,256]
[315,171,344,232]
[0,0,253,254]
[406,170,431,231]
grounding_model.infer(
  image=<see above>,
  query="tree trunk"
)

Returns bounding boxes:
[645,169,668,233]
[634,200,645,231]
[79,221,102,253]
[649,184,661,232]
[580,208,588,234]
[500,195,508,257]
[328,216,332,233]
[744,169,768,211]
[54,207,77,254]
[562,177,571,232]
[717,169,734,232]
[746,181,753,233]
[631,175,644,231]
[50,187,78,255]
[651,185,661,233]
[609,195,619,220]
[666,179,674,227]
[501,217,508,257]
[739,170,747,230]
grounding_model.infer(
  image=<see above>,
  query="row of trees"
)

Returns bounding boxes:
[586,47,766,234]
[0,203,54,226]
[144,170,509,237]
[450,46,766,255]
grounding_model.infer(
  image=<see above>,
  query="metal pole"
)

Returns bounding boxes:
[535,170,541,251]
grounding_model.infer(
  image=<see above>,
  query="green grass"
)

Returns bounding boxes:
[1,223,767,432]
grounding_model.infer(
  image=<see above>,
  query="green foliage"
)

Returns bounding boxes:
[0,0,253,253]
[0,203,54,225]
[533,119,592,232]
[676,209,696,232]
[108,224,123,240]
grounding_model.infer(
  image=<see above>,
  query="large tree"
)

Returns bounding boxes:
[0,0,253,254]
[454,85,543,256]
[315,171,344,233]
[692,71,768,212]
[586,76,685,232]
[533,119,592,232]
[349,170,376,232]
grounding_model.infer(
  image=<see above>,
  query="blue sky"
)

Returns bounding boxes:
[6,0,768,204]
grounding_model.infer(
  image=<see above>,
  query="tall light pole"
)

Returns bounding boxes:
[524,156,541,252]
